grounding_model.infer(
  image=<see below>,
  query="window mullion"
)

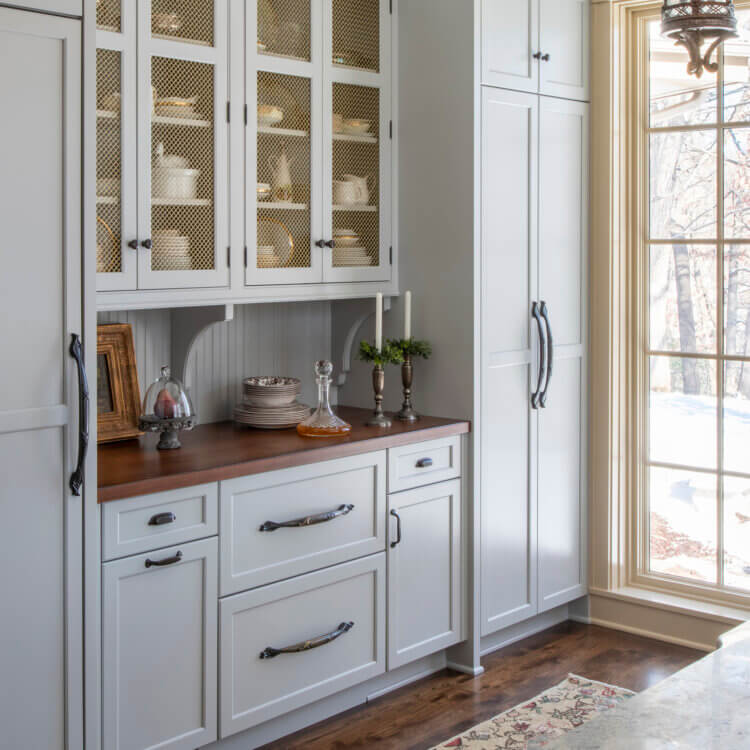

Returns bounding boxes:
[717,43,726,589]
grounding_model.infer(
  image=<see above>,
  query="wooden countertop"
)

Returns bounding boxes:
[98,406,470,503]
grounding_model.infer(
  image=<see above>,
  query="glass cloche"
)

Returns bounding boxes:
[139,366,196,449]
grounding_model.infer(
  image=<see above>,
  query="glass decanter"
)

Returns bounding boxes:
[297,361,351,437]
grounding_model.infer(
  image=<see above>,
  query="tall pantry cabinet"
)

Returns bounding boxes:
[398,0,589,647]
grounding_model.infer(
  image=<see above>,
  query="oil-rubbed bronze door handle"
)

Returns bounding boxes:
[539,301,554,408]
[259,504,355,532]
[531,302,547,409]
[390,509,402,548]
[260,621,354,659]
[145,550,183,568]
[148,512,176,526]
[69,334,89,496]
[416,457,434,468]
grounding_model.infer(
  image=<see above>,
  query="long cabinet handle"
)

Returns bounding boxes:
[539,301,554,408]
[259,504,354,532]
[145,550,183,568]
[530,303,547,410]
[69,334,89,496]
[260,621,354,659]
[390,509,402,548]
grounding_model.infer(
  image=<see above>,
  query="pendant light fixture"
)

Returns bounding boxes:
[661,1,738,77]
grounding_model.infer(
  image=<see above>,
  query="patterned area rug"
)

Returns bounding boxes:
[430,674,634,749]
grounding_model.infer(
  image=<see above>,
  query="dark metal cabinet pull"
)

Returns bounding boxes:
[416,458,434,469]
[259,504,354,532]
[148,512,176,526]
[127,239,138,249]
[541,53,551,62]
[69,334,89,496]
[390,509,402,548]
[539,301,554,408]
[531,302,547,409]
[145,550,183,568]
[315,239,334,248]
[141,238,152,250]
[260,621,354,659]
[533,51,542,60]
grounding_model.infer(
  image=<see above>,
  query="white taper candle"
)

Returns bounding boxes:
[375,292,383,351]
[404,290,412,340]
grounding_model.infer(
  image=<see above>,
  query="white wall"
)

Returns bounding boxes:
[98,302,332,423]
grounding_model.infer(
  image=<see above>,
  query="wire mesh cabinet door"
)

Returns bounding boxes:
[96,1,138,291]
[246,0,324,285]
[323,0,392,283]
[137,0,230,290]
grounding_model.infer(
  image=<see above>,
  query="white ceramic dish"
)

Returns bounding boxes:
[152,167,200,199]
[342,119,371,135]
[257,182,272,200]
[258,104,284,127]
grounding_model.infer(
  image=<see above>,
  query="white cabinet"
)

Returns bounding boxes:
[480,87,587,636]
[387,480,462,669]
[0,8,83,748]
[481,0,590,101]
[102,538,218,750]
[245,0,393,285]
[96,0,230,292]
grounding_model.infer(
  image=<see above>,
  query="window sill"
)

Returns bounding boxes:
[589,585,750,626]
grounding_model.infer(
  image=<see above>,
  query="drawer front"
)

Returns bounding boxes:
[219,554,386,738]
[388,436,461,493]
[102,483,218,561]
[220,452,386,596]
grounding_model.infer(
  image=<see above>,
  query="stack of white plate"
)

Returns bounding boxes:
[257,245,281,267]
[234,376,310,429]
[333,246,372,266]
[153,229,192,270]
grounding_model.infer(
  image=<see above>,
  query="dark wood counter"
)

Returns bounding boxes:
[98,406,470,503]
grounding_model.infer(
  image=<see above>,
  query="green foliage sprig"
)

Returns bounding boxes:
[358,340,404,367]
[389,338,432,360]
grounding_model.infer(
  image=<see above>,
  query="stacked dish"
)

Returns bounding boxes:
[333,245,372,266]
[233,376,310,429]
[257,245,280,267]
[153,229,192,269]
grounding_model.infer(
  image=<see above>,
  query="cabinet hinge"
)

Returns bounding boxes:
[226,101,230,123]
[227,247,231,267]
[389,246,393,265]
[389,0,393,14]
[244,246,248,268]
[244,104,248,126]
[389,120,393,139]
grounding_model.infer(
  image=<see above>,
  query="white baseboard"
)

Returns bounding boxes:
[366,664,445,701]
[446,661,485,676]
[587,615,713,653]
[480,605,570,657]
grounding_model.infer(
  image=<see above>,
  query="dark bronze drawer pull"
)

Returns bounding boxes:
[260,621,354,659]
[148,511,176,526]
[390,509,402,548]
[145,550,183,568]
[415,457,434,468]
[259,504,355,533]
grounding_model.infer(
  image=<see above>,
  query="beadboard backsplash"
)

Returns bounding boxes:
[98,302,332,423]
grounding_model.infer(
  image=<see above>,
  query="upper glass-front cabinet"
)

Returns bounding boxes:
[246,0,391,285]
[96,0,229,292]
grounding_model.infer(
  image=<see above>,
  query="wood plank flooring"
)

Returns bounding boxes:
[262,622,704,750]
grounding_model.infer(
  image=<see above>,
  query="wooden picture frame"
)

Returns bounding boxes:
[97,323,142,443]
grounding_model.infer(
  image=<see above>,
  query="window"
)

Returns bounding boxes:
[638,5,750,600]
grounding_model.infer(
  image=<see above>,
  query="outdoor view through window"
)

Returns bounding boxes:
[647,9,750,593]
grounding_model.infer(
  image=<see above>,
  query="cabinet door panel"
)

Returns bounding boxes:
[102,538,218,750]
[388,480,462,669]
[481,0,539,92]
[539,0,590,101]
[538,357,585,610]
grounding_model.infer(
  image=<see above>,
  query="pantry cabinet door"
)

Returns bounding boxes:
[537,97,588,611]
[387,480,462,670]
[137,0,230,290]
[102,538,218,750]
[481,0,539,93]
[246,0,324,284]
[96,2,138,291]
[480,87,539,636]
[322,0,392,282]
[539,0,590,101]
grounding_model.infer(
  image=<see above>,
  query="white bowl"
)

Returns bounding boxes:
[258,105,283,127]
[257,182,272,200]
[343,119,371,135]
[152,167,200,199]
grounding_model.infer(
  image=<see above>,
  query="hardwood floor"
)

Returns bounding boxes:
[262,622,703,750]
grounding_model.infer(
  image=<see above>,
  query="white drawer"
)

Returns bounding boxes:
[388,436,461,493]
[219,452,386,596]
[102,483,218,561]
[219,554,386,738]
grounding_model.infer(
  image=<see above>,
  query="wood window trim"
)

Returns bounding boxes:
[589,0,750,611]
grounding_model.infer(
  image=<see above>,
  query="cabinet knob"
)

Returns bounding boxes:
[141,239,152,250]
[541,53,551,62]
[315,239,335,249]
[533,51,542,60]
[127,239,138,250]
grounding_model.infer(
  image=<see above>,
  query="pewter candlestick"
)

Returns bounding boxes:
[397,354,419,422]
[366,364,392,428]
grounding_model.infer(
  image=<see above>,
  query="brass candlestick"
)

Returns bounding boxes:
[397,354,419,422]
[366,365,392,428]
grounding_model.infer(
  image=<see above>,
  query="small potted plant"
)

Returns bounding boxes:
[358,340,403,427]
[388,338,432,422]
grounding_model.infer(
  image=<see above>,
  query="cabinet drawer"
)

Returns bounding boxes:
[220,452,386,596]
[102,483,218,561]
[388,436,461,493]
[219,554,385,738]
